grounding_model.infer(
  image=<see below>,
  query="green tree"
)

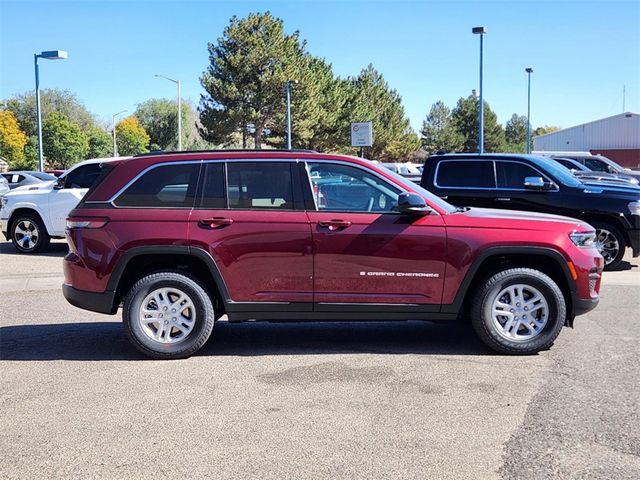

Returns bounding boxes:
[87,127,113,158]
[343,65,420,160]
[200,11,311,148]
[0,110,28,166]
[115,116,150,155]
[505,113,529,146]
[18,136,39,171]
[451,93,505,153]
[136,99,182,150]
[42,113,89,169]
[2,89,96,137]
[420,101,463,154]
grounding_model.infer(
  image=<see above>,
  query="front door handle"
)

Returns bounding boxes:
[496,197,511,202]
[198,217,234,229]
[318,219,352,231]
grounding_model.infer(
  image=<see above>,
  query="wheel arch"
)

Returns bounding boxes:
[8,207,51,235]
[107,246,230,317]
[444,246,576,324]
[580,214,630,247]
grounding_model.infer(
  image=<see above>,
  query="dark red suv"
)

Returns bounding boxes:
[63,150,603,359]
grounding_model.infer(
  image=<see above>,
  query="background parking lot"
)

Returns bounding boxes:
[1,240,639,479]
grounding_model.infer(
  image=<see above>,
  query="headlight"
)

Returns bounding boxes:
[569,232,596,248]
[628,201,640,216]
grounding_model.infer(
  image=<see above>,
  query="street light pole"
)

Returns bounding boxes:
[526,67,533,154]
[285,80,294,150]
[34,50,67,172]
[112,110,127,157]
[154,75,182,151]
[472,27,485,154]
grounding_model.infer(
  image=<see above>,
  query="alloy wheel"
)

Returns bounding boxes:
[138,287,196,344]
[13,219,39,251]
[491,284,549,342]
[595,228,619,266]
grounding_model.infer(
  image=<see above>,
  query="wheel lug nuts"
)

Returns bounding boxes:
[163,307,168,311]
[524,307,528,311]
[172,317,176,321]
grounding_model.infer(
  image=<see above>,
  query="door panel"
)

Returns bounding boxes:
[49,187,88,234]
[189,210,313,305]
[308,211,446,305]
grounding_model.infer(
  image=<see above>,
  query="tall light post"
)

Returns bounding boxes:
[472,27,485,154]
[34,50,68,172]
[525,67,533,154]
[112,110,127,157]
[155,74,182,151]
[285,79,297,150]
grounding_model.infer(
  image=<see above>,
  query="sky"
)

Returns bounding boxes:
[1,0,639,134]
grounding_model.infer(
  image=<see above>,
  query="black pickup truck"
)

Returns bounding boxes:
[421,153,640,270]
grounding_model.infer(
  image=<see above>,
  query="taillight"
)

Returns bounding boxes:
[66,217,109,229]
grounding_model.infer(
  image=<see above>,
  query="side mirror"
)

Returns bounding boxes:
[397,192,432,216]
[53,177,65,190]
[523,176,549,190]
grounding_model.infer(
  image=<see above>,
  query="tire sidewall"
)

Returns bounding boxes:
[476,270,565,354]
[11,214,49,253]
[124,273,214,359]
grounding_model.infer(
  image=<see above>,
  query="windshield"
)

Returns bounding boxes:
[382,168,457,213]
[532,156,584,188]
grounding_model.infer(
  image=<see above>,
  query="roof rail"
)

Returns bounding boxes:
[134,148,318,157]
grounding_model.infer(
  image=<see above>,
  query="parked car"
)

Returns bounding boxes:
[552,157,639,187]
[420,153,640,270]
[380,162,422,182]
[45,169,66,177]
[534,151,640,182]
[0,175,9,197]
[1,171,57,189]
[1,158,124,253]
[63,150,602,359]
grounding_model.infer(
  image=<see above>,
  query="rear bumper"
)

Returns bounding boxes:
[62,284,118,315]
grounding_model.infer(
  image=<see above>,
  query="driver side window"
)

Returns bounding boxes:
[306,162,400,213]
[63,163,102,189]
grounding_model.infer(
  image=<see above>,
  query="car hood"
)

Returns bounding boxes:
[578,182,640,198]
[9,180,56,193]
[446,207,593,232]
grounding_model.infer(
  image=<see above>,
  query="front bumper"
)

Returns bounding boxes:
[1,216,9,240]
[571,293,599,316]
[628,229,640,257]
[62,284,118,315]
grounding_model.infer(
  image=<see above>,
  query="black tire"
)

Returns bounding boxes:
[470,268,566,355]
[591,221,626,271]
[10,213,50,253]
[123,271,215,359]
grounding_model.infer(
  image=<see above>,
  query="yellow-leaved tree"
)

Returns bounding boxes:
[115,117,150,156]
[0,110,28,168]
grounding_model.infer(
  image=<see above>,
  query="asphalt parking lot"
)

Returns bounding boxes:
[1,240,639,479]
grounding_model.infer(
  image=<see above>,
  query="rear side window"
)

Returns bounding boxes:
[227,162,295,210]
[115,163,200,208]
[496,161,547,189]
[199,162,226,209]
[64,163,102,189]
[436,160,495,188]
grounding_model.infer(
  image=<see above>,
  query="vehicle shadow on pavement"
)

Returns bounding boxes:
[606,260,636,272]
[0,320,494,361]
[0,241,68,257]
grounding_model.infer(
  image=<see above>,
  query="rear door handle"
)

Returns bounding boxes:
[198,217,234,229]
[496,197,511,202]
[318,219,352,231]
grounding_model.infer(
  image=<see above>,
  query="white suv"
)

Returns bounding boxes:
[0,157,123,253]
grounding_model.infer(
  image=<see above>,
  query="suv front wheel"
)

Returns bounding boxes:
[10,213,50,253]
[471,268,566,355]
[123,272,215,359]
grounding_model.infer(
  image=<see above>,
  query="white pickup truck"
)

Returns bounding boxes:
[1,157,123,253]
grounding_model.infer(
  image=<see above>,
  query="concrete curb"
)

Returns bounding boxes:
[0,276,64,293]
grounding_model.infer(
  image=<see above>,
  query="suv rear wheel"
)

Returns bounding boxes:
[10,213,50,253]
[123,272,215,359]
[591,221,625,271]
[470,268,566,355]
